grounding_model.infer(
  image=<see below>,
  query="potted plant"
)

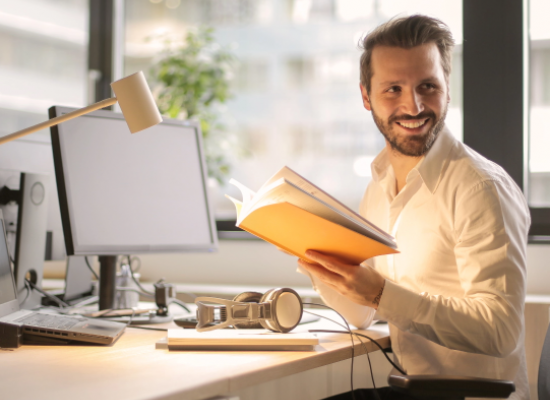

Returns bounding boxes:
[149,27,235,185]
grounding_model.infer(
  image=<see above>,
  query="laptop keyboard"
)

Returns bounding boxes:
[15,313,86,331]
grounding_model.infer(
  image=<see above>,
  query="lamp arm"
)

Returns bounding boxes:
[0,97,118,146]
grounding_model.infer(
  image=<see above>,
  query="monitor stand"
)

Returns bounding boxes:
[98,255,117,310]
[97,255,173,324]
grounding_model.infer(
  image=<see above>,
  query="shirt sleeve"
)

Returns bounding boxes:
[376,178,530,358]
[296,264,376,329]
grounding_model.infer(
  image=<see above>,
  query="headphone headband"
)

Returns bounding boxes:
[195,288,303,333]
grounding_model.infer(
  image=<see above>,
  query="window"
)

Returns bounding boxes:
[123,0,463,222]
[0,0,88,140]
[529,0,550,208]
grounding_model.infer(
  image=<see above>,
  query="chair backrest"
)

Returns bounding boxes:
[538,322,550,400]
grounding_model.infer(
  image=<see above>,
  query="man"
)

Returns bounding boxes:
[298,15,530,400]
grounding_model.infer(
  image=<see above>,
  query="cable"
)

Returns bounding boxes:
[352,331,378,394]
[128,255,141,273]
[128,325,168,332]
[18,279,31,306]
[25,279,70,309]
[171,298,191,313]
[126,255,154,295]
[303,303,406,399]
[304,302,356,400]
[84,256,99,280]
[309,328,406,376]
[116,286,154,298]
[124,255,194,313]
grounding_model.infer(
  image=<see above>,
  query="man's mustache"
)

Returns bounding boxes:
[389,111,436,124]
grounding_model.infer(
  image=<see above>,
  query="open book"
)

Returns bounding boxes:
[226,166,398,264]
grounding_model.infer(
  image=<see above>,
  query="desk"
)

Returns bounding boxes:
[0,318,391,400]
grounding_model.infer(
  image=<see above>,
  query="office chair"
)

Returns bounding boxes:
[387,321,550,400]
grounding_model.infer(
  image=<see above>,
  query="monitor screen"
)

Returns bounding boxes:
[50,107,217,256]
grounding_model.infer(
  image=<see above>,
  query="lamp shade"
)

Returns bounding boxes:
[111,71,163,133]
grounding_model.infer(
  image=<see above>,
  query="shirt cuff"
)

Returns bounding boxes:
[376,279,423,331]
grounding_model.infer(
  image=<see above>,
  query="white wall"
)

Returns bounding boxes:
[526,244,550,294]
[136,241,550,294]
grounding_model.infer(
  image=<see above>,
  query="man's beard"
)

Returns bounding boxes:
[371,104,447,157]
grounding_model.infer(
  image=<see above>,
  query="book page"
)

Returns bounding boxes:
[228,178,256,205]
[243,178,396,248]
[261,166,393,240]
[225,195,243,218]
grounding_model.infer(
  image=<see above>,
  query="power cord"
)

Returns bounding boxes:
[84,256,99,280]
[303,302,357,399]
[25,279,70,309]
[19,279,32,307]
[303,302,404,399]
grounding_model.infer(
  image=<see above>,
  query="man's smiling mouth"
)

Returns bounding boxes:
[396,118,429,129]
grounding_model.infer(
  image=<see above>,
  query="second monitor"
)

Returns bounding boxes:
[49,107,218,310]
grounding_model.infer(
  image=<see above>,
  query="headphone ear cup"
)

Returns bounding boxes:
[258,289,277,331]
[231,291,263,329]
[259,288,303,333]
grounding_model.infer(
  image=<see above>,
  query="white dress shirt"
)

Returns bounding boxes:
[301,127,530,399]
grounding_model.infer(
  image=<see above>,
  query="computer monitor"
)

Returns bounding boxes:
[49,106,218,310]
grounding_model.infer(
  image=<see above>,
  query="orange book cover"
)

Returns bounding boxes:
[239,202,397,264]
[227,167,398,264]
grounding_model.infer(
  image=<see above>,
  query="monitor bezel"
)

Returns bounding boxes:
[49,106,218,256]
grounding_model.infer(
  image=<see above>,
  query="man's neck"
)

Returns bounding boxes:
[386,143,424,194]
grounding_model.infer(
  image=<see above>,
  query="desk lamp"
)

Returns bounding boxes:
[0,71,162,310]
[0,71,162,145]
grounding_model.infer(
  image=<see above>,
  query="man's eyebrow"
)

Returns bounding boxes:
[419,77,439,83]
[378,80,403,86]
[378,77,440,86]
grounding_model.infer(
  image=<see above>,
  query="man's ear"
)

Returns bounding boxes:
[360,84,372,111]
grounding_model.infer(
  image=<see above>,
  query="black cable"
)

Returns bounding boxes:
[19,279,31,306]
[304,302,356,400]
[84,256,99,280]
[128,325,168,332]
[352,331,378,394]
[309,329,406,376]
[303,308,382,389]
[25,279,70,309]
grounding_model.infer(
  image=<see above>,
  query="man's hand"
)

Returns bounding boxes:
[298,250,386,309]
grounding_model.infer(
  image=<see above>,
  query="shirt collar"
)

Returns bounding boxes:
[371,125,456,194]
[417,125,455,193]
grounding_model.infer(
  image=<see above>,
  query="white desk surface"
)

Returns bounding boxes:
[1,312,390,400]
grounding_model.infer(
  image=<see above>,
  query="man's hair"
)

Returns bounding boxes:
[359,15,455,94]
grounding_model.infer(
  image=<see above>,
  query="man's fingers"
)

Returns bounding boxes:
[298,258,342,282]
[304,250,351,273]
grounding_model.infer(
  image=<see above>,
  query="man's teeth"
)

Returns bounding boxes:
[398,119,427,129]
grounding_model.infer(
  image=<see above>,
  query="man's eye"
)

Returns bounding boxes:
[422,83,436,90]
[387,86,400,93]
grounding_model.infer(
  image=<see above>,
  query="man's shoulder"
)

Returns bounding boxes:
[445,140,519,192]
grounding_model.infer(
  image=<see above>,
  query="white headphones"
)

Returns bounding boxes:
[195,288,303,333]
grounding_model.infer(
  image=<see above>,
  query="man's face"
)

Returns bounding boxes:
[361,43,450,157]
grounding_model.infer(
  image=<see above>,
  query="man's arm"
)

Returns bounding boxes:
[300,179,530,358]
[296,263,377,329]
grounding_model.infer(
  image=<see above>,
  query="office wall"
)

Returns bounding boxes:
[133,242,550,294]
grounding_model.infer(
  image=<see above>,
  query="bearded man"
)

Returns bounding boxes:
[298,15,530,400]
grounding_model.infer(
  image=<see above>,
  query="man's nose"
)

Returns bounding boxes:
[401,90,424,116]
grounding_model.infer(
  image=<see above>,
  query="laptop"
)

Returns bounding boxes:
[0,211,126,348]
